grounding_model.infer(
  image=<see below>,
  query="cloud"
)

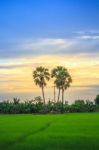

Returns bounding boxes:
[0,64,26,69]
[75,30,99,35]
[0,33,99,59]
[72,85,99,89]
[78,35,99,40]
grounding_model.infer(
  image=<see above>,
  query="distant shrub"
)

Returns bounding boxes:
[95,95,99,105]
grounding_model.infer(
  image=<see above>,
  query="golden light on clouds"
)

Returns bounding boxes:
[0,0,99,103]
[0,54,99,99]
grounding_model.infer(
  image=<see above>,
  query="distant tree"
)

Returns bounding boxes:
[85,100,95,112]
[13,97,20,105]
[34,96,43,103]
[74,100,85,105]
[94,95,99,105]
[33,66,50,104]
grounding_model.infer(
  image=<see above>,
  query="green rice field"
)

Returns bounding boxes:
[0,113,99,150]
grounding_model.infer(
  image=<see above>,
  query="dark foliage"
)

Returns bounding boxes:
[94,95,99,105]
[0,95,99,114]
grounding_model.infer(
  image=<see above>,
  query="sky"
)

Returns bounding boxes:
[0,0,99,103]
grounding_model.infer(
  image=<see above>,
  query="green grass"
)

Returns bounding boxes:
[0,113,99,150]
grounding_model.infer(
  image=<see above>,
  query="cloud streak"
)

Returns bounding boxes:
[0,33,99,59]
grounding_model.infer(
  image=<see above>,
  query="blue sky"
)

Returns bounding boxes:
[0,0,99,102]
[0,0,99,40]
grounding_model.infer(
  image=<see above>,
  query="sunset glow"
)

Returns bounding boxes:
[0,0,99,102]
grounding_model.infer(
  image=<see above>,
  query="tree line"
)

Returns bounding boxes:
[1,66,99,114]
[0,95,99,114]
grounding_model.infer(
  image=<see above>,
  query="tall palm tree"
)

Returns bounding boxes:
[51,66,66,102]
[33,66,50,104]
[51,66,72,112]
[61,72,72,112]
[51,66,63,102]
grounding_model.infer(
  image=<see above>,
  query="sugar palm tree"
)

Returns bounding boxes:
[33,66,50,104]
[60,67,72,112]
[51,66,72,112]
[61,72,72,112]
[51,66,63,102]
[51,66,66,102]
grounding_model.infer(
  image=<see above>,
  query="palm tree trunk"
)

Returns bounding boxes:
[57,88,60,102]
[62,89,64,113]
[42,86,45,104]
[53,86,56,103]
